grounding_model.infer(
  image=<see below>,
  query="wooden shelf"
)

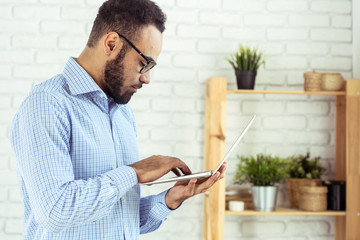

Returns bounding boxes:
[227,89,346,95]
[225,207,346,216]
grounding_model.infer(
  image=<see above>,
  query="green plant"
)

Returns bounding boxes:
[289,152,325,179]
[227,44,265,71]
[234,154,290,186]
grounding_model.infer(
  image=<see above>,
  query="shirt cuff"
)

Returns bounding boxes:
[105,166,138,192]
[151,190,176,221]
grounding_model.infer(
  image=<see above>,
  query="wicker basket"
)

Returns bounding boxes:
[304,69,322,91]
[299,186,328,211]
[287,178,322,208]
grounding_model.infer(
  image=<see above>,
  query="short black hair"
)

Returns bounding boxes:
[87,0,166,47]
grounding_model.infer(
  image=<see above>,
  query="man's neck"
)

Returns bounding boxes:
[76,47,106,91]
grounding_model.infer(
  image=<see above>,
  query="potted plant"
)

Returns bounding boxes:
[234,154,290,212]
[227,44,265,89]
[287,152,326,208]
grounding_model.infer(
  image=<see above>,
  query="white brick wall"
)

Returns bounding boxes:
[0,0,355,240]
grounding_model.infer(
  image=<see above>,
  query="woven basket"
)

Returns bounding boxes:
[299,186,328,211]
[287,178,322,208]
[304,69,322,91]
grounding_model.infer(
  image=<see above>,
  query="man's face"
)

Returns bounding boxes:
[103,25,162,104]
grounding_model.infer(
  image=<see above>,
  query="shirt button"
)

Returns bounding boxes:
[116,140,120,145]
[155,209,159,214]
[99,93,105,98]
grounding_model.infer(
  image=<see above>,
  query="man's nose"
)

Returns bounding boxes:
[139,71,151,84]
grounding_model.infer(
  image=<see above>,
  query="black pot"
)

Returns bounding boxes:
[235,70,257,89]
[323,180,346,211]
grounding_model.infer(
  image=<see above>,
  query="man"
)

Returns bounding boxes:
[10,0,226,239]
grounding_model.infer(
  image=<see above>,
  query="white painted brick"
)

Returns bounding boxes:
[162,39,196,52]
[152,98,196,112]
[198,40,237,54]
[163,22,176,38]
[173,54,216,68]
[245,130,285,144]
[152,0,175,8]
[14,6,60,19]
[256,71,286,86]
[262,43,285,55]
[12,34,57,49]
[172,113,203,127]
[0,51,34,64]
[0,34,11,49]
[173,143,202,158]
[35,50,74,64]
[222,27,265,40]
[9,188,21,203]
[0,233,22,240]
[0,65,13,79]
[242,221,286,235]
[267,0,308,11]
[242,101,285,114]
[128,97,151,111]
[156,52,172,68]
[332,15,352,28]
[39,0,85,5]
[166,9,198,23]
[12,94,27,109]
[153,68,198,82]
[151,128,196,141]
[0,81,31,94]
[311,57,352,71]
[311,29,351,42]
[0,95,12,109]
[0,110,17,123]
[289,15,329,27]
[244,14,287,26]
[263,116,306,129]
[0,20,39,33]
[176,0,221,9]
[5,219,23,234]
[331,43,352,56]
[309,116,335,130]
[287,102,330,115]
[173,83,204,98]
[0,6,12,19]
[0,187,8,201]
[13,65,60,80]
[286,43,329,55]
[135,112,170,126]
[61,7,97,20]
[287,71,307,85]
[58,35,88,50]
[0,203,23,218]
[137,83,172,97]
[223,0,266,11]
[267,28,308,41]
[265,57,308,70]
[286,220,330,235]
[137,142,172,157]
[199,11,243,26]
[311,1,351,14]
[286,131,330,145]
[9,157,17,171]
[177,25,220,39]
[40,21,86,34]
[266,145,308,158]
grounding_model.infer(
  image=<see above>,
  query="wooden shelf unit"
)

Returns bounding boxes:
[202,77,360,240]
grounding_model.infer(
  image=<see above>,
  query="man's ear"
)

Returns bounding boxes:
[103,32,122,57]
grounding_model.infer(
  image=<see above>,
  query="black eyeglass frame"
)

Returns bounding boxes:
[115,32,156,74]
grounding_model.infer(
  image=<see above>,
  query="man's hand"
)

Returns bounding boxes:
[129,155,192,183]
[165,162,227,210]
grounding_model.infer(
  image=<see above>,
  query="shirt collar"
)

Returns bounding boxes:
[62,57,104,96]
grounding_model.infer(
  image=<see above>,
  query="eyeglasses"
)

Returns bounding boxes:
[115,32,157,74]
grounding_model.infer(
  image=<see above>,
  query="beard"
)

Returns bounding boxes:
[103,46,134,104]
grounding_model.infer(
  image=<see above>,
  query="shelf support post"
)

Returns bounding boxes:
[346,79,360,239]
[203,77,227,240]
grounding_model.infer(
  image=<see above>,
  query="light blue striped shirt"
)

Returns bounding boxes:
[10,57,172,239]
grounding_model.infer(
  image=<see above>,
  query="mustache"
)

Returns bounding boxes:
[132,83,143,89]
